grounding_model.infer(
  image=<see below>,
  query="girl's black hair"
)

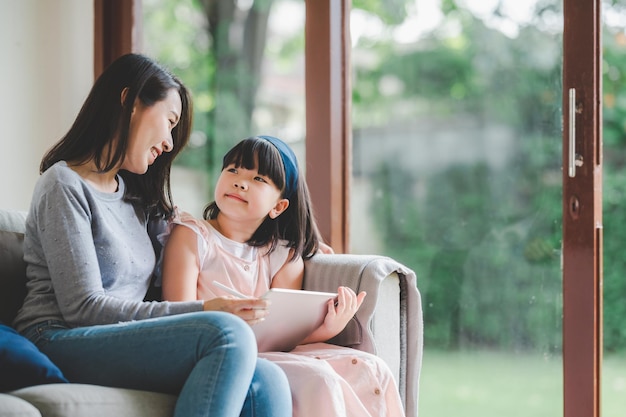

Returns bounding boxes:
[41,53,193,218]
[203,136,321,260]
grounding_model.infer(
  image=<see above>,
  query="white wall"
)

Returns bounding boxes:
[0,0,93,211]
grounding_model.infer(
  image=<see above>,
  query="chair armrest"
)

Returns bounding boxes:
[303,254,423,417]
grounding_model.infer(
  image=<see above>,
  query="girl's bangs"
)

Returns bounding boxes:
[223,138,286,192]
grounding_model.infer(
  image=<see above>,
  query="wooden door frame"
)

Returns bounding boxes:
[93,0,142,78]
[562,1,603,416]
[304,0,351,253]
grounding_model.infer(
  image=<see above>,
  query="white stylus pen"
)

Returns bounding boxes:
[212,281,251,299]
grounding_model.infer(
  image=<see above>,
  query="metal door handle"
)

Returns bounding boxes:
[568,88,576,177]
[568,88,583,177]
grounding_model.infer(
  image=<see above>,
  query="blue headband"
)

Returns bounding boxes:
[258,135,299,199]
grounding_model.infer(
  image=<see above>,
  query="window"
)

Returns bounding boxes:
[99,0,616,414]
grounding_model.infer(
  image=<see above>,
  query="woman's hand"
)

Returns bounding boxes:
[300,286,366,344]
[203,297,270,325]
[317,241,334,254]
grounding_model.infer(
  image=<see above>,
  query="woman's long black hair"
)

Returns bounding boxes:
[41,53,193,218]
[204,136,321,260]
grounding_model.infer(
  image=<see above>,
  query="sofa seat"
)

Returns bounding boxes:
[5,384,175,417]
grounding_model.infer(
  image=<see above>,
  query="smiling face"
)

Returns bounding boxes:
[214,162,289,229]
[121,88,182,174]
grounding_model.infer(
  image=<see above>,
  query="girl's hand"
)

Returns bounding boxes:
[300,286,366,344]
[203,297,270,325]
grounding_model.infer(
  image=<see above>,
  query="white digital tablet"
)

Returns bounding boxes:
[252,288,337,352]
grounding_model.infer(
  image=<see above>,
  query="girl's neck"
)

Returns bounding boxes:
[209,214,259,243]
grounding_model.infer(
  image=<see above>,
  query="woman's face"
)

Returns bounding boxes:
[121,88,182,174]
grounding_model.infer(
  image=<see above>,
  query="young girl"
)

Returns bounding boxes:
[160,135,406,417]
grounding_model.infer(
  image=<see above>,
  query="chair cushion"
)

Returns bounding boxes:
[0,210,27,234]
[9,384,176,417]
[0,324,68,392]
[0,393,42,417]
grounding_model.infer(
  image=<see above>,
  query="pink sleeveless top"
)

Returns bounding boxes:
[166,210,291,300]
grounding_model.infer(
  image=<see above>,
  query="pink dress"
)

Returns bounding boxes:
[164,211,406,417]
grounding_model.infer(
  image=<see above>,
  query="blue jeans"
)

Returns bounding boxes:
[23,312,292,417]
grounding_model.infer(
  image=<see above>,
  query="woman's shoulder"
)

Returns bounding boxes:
[39,161,80,186]
[32,161,85,202]
[33,162,126,213]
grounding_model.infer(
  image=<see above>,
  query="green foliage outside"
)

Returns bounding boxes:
[359,5,564,352]
[143,0,214,174]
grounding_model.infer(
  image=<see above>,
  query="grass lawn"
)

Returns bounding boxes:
[603,354,626,417]
[418,349,625,416]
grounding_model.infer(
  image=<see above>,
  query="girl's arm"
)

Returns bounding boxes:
[270,251,305,290]
[161,224,270,324]
[161,224,202,301]
[270,252,367,344]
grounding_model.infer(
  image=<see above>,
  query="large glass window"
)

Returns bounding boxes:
[350,1,564,415]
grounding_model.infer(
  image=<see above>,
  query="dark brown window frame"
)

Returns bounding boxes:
[94,1,604,415]
[93,0,142,78]
[562,1,603,416]
[304,0,351,253]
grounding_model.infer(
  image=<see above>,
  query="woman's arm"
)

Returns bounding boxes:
[32,177,204,327]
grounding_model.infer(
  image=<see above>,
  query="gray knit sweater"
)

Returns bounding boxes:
[13,161,203,333]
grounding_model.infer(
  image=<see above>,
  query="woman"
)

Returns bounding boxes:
[12,53,291,417]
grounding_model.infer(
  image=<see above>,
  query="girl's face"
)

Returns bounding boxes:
[121,88,181,174]
[214,162,289,226]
